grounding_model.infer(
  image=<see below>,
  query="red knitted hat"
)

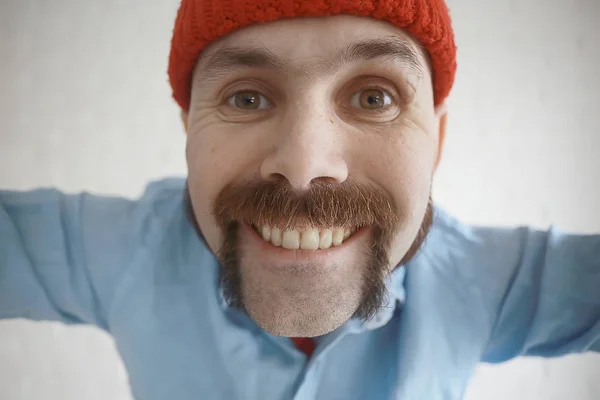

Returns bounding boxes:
[168,0,457,111]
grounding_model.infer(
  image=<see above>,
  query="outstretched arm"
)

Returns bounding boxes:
[0,187,142,330]
[431,209,599,363]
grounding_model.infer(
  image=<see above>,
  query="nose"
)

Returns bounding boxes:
[260,106,348,190]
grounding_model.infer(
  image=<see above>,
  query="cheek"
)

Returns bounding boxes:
[385,141,433,234]
[184,121,237,252]
[353,118,437,197]
[186,118,235,175]
[389,122,436,205]
[351,121,436,262]
[185,139,223,253]
[185,110,273,175]
[185,116,268,252]
[387,140,435,264]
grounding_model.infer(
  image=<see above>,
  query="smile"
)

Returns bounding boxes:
[241,223,370,264]
[250,225,360,250]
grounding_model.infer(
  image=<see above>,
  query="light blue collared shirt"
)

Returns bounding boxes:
[1,178,598,399]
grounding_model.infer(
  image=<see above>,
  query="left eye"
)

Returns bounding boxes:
[350,88,393,110]
[227,91,272,110]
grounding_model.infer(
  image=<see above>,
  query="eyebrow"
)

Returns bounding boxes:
[197,37,425,82]
[339,36,424,76]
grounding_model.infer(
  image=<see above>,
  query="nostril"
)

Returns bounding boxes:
[266,173,287,183]
[311,176,340,185]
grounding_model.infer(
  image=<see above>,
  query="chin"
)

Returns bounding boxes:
[243,287,361,338]
[234,222,372,337]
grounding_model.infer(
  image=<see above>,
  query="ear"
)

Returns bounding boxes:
[434,102,448,171]
[181,110,189,134]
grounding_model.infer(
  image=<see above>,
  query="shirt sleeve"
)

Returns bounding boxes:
[432,210,600,362]
[0,187,154,330]
[482,227,600,361]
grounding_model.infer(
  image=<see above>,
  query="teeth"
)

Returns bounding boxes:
[271,228,282,246]
[300,228,320,250]
[261,226,271,241]
[332,228,345,246]
[319,229,332,249]
[256,225,357,250]
[282,230,300,249]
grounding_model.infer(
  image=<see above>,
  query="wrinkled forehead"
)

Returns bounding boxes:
[194,15,430,82]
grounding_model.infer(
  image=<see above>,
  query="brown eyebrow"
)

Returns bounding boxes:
[339,36,424,77]
[196,37,425,83]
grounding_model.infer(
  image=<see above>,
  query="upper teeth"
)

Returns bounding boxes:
[258,226,356,250]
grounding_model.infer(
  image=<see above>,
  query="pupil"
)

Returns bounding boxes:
[368,95,380,105]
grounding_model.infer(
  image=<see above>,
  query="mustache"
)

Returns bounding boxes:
[213,179,400,232]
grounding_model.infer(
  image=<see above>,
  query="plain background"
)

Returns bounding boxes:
[0,0,599,399]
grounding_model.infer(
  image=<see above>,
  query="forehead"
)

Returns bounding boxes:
[196,15,429,76]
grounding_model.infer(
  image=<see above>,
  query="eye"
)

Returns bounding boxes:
[227,90,272,110]
[350,88,393,110]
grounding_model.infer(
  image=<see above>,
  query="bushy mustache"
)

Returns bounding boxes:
[213,179,400,232]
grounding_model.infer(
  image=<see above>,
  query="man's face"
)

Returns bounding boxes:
[184,15,444,337]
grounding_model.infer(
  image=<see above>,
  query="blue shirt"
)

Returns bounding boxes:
[1,178,599,400]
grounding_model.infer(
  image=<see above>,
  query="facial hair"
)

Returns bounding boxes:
[184,179,433,326]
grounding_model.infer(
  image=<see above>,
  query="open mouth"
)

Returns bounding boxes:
[251,225,359,250]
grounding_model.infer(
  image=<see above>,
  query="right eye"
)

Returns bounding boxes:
[350,88,394,110]
[227,91,272,110]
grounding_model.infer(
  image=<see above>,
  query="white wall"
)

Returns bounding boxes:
[0,0,598,399]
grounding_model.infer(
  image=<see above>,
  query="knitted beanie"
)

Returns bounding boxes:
[168,0,457,111]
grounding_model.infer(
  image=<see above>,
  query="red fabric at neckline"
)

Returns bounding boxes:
[291,337,316,357]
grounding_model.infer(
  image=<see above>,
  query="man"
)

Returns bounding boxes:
[0,0,598,399]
